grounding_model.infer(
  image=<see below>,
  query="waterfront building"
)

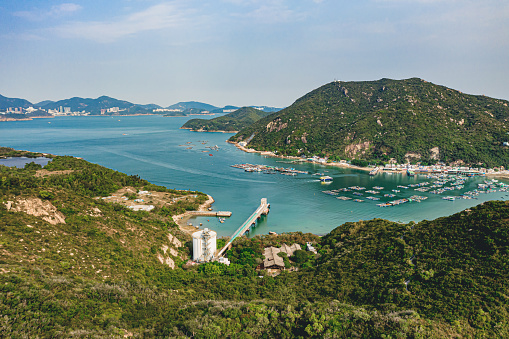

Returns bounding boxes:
[192,228,217,262]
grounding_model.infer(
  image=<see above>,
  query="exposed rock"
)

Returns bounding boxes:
[266,118,288,133]
[430,147,440,160]
[157,253,175,269]
[172,236,182,248]
[88,207,102,217]
[405,152,422,162]
[301,133,308,144]
[5,197,66,225]
[345,141,371,157]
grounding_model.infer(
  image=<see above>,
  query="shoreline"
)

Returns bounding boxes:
[172,194,215,235]
[227,141,509,178]
[180,127,238,133]
[0,114,161,122]
[227,141,373,172]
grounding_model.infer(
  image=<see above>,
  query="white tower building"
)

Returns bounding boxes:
[192,228,217,262]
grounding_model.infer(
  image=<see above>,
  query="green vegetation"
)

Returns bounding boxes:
[0,147,48,159]
[1,152,509,337]
[0,110,52,120]
[230,78,509,167]
[182,107,273,132]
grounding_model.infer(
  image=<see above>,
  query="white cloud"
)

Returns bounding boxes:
[226,0,306,23]
[53,3,188,43]
[14,3,82,21]
[243,4,301,23]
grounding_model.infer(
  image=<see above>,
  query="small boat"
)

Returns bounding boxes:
[369,167,379,176]
[320,176,333,182]
[209,154,213,156]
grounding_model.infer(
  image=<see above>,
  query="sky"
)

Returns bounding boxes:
[0,0,508,108]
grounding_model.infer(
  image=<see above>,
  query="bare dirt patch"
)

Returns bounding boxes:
[98,186,189,210]
[35,169,74,177]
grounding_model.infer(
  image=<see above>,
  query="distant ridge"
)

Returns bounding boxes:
[230,78,509,167]
[166,101,218,111]
[181,107,273,132]
[39,95,150,115]
[0,94,32,110]
[34,100,54,107]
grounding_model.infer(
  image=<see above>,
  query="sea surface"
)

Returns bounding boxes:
[1,115,508,237]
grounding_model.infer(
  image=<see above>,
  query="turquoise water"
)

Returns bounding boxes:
[1,115,508,237]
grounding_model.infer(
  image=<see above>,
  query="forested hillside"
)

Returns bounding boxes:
[181,107,273,132]
[1,153,508,337]
[230,78,509,167]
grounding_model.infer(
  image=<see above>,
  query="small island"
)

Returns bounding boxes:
[181,106,273,132]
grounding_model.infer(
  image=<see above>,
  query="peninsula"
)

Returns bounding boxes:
[181,106,273,132]
[1,149,509,337]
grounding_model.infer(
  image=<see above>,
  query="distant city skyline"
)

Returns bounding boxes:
[1,0,508,108]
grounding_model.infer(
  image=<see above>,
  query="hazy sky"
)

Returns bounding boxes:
[1,0,508,108]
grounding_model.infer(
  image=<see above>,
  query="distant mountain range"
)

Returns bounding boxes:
[0,94,32,110]
[230,78,509,167]
[0,94,280,115]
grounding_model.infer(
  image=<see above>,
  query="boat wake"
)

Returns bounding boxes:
[97,148,276,184]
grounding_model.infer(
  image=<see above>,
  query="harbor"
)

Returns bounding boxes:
[3,115,509,238]
[321,176,508,208]
[231,163,308,175]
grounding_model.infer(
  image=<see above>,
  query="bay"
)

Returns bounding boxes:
[1,115,508,237]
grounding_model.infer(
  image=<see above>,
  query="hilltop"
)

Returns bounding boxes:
[0,94,32,109]
[181,106,273,132]
[39,95,151,115]
[1,150,509,337]
[166,101,218,112]
[230,78,509,167]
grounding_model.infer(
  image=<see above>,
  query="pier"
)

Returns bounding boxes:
[216,198,270,258]
[188,211,232,217]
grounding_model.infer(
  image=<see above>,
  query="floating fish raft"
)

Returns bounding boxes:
[232,163,309,175]
[322,177,508,207]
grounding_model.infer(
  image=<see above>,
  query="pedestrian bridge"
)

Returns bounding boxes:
[216,198,270,258]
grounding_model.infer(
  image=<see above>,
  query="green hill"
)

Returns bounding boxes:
[166,101,218,111]
[0,94,32,109]
[181,106,272,132]
[40,95,151,115]
[2,150,509,337]
[230,78,509,167]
